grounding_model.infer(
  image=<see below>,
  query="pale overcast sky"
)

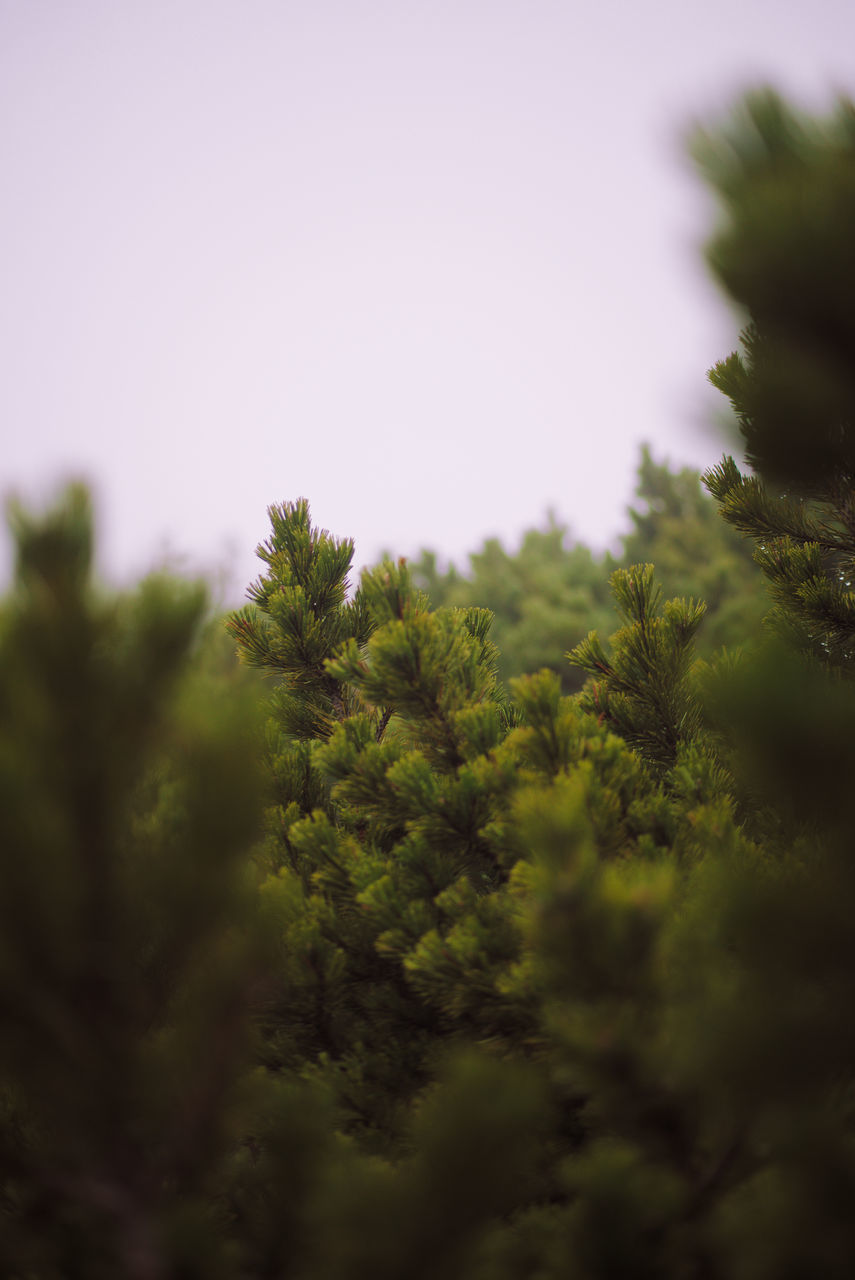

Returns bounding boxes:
[2,1,854,599]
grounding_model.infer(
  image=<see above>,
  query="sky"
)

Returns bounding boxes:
[2,1,855,602]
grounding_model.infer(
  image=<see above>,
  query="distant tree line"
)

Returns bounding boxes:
[409,443,769,691]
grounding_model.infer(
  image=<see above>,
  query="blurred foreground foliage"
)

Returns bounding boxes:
[4,88,855,1277]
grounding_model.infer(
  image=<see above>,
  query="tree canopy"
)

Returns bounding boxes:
[409,444,768,693]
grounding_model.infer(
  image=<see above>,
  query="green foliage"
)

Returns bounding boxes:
[227,498,376,742]
[697,91,855,495]
[568,563,706,775]
[0,486,265,1277]
[701,94,855,673]
[226,489,855,1277]
[622,447,768,652]
[410,449,768,694]
[705,455,855,667]
[5,82,855,1279]
[409,515,617,693]
[227,85,855,1276]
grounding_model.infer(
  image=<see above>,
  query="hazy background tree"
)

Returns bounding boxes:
[410,446,768,692]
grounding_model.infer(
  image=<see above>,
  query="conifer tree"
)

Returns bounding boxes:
[227,503,544,1143]
[568,562,706,775]
[0,491,564,1278]
[224,499,766,1278]
[409,517,616,693]
[699,92,855,670]
[622,447,768,651]
[0,486,265,1277]
[410,449,767,691]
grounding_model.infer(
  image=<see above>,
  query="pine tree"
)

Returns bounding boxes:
[622,447,768,652]
[567,562,706,775]
[227,503,549,1144]
[224,499,770,1278]
[699,92,855,670]
[0,486,265,1278]
[409,448,768,692]
[409,516,616,693]
[0,491,563,1278]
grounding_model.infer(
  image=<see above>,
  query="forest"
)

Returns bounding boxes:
[2,90,855,1278]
